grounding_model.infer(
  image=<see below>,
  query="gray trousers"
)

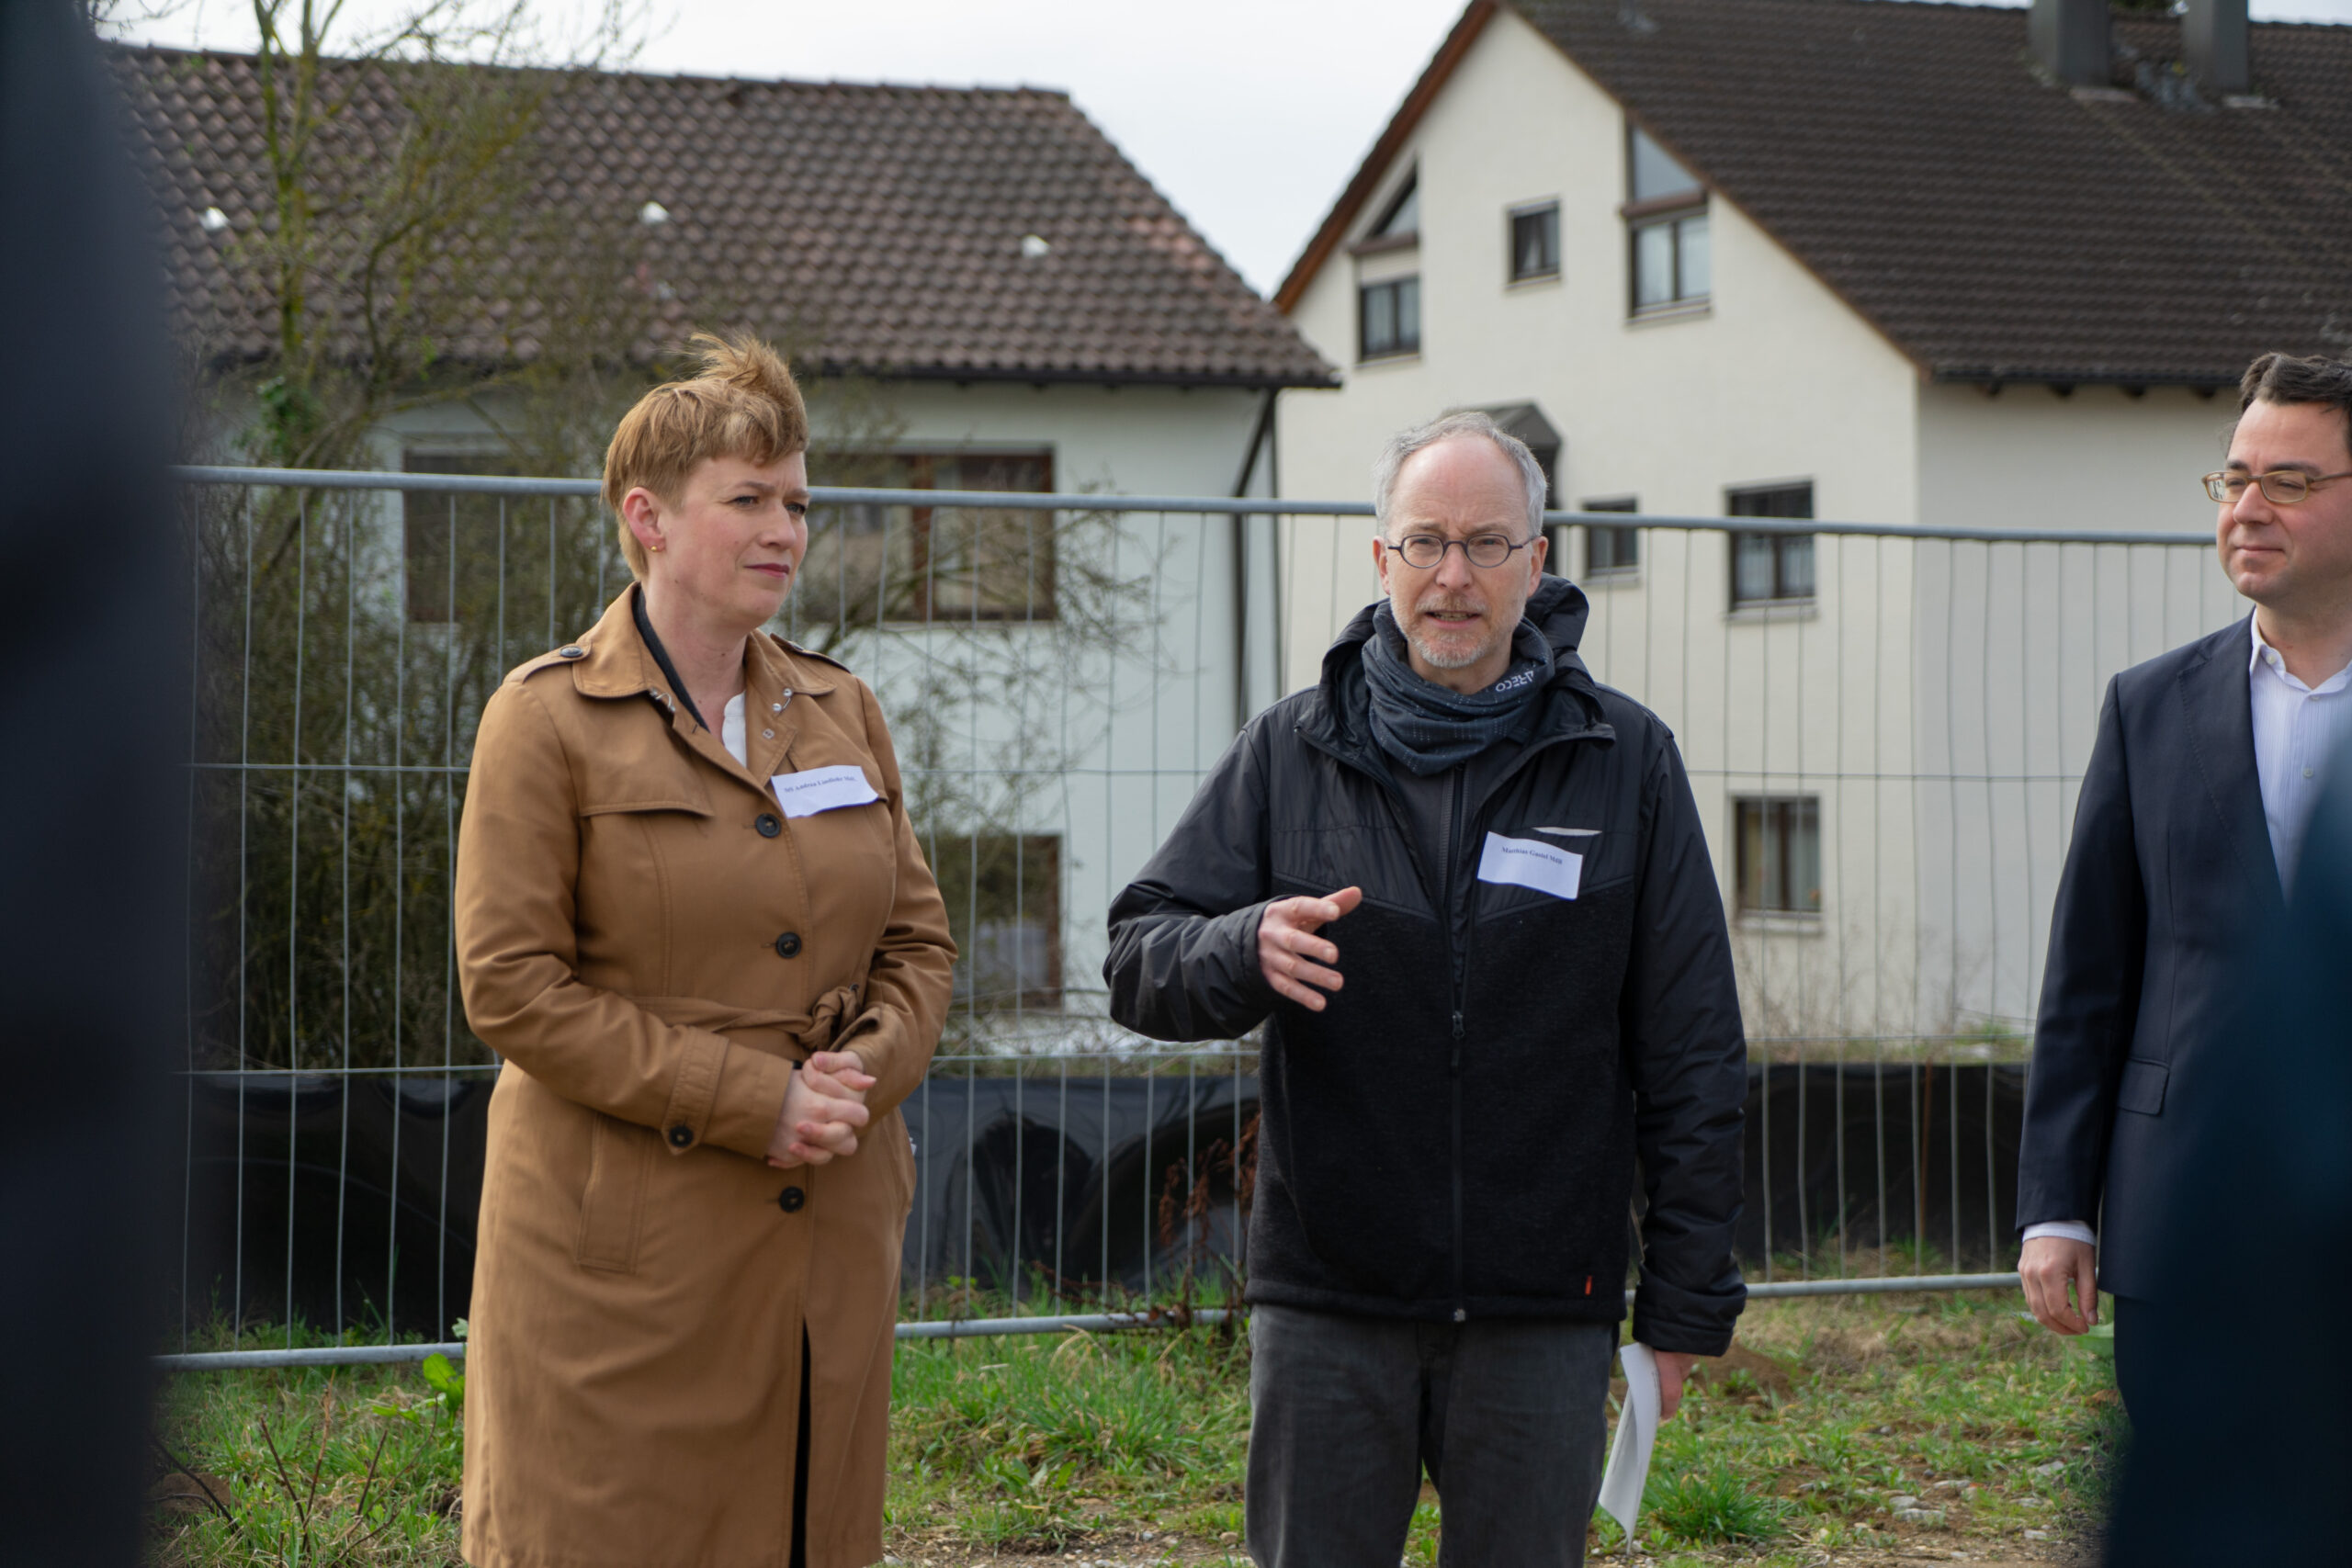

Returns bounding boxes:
[1246,1303,1615,1568]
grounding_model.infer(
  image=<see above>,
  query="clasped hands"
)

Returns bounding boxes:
[766,1050,875,1168]
[1257,886,1702,1418]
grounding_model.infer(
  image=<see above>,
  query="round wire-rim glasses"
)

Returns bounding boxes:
[2202,468,2352,504]
[1384,534,1534,570]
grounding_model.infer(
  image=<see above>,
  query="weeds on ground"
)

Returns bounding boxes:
[885,1288,2121,1563]
[888,1321,1251,1554]
[148,1321,464,1567]
[150,1290,2121,1566]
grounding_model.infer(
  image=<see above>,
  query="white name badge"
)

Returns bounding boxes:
[769,764,880,818]
[1476,830,1582,901]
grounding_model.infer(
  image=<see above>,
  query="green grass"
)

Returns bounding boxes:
[149,1288,2121,1565]
[888,1324,1250,1553]
[147,1324,465,1567]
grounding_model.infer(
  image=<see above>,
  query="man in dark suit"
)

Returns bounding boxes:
[2017,352,2352,1411]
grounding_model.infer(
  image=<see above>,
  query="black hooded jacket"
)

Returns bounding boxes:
[1104,579,1747,1353]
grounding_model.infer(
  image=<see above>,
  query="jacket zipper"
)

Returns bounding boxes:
[1446,768,1467,1323]
[1295,708,1609,1325]
[1445,728,1612,1324]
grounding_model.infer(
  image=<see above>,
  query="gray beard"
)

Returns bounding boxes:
[1407,622,1503,671]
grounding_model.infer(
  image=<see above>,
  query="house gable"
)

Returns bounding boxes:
[1283,0,2352,389]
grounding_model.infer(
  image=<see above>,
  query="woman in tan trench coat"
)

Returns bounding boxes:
[454,334,955,1568]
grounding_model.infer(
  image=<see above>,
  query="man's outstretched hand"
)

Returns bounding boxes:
[1257,886,1363,1010]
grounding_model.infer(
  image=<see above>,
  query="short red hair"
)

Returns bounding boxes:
[603,332,808,578]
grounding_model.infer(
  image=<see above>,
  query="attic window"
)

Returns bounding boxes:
[1628,127,1700,205]
[1624,125,1708,314]
[1373,175,1419,240]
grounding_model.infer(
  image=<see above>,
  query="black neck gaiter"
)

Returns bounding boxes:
[1360,601,1553,776]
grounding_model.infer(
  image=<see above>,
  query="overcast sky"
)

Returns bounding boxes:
[114,0,2352,296]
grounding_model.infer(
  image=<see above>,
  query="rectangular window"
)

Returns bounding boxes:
[1509,203,1559,282]
[800,451,1056,625]
[1625,123,1708,313]
[1630,210,1709,310]
[402,449,515,624]
[1726,483,1815,606]
[1736,796,1822,915]
[930,833,1061,1010]
[1582,497,1639,577]
[1359,276,1420,359]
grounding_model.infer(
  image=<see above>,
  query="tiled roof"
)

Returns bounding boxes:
[111,45,1336,389]
[1288,0,2352,387]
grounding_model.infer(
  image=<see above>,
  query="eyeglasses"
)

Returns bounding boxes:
[1384,533,1533,570]
[2201,468,2352,504]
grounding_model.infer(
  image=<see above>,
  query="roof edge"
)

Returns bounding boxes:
[1272,0,1498,315]
[189,344,1340,391]
[103,39,1078,102]
[1929,367,2240,389]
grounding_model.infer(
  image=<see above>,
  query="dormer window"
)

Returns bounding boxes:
[1373,175,1419,240]
[1353,173,1421,362]
[1624,125,1708,314]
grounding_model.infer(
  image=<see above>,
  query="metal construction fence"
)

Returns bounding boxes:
[158,466,2239,1370]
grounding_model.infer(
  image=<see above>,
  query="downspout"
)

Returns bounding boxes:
[1230,387,1281,731]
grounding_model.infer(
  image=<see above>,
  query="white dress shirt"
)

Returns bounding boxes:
[2245,614,2352,894]
[2026,615,2352,1251]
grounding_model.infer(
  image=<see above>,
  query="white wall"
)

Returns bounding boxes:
[1909,383,2246,1029]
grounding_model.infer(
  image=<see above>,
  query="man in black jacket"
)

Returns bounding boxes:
[2016,354,2352,1411]
[1105,412,1747,1568]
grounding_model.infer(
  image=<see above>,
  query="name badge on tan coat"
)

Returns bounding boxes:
[770,763,880,818]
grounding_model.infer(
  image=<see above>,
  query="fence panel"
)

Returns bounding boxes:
[163,468,2229,1362]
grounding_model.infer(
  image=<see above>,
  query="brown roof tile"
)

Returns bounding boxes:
[110,44,1335,389]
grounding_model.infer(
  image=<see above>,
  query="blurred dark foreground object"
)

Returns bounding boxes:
[0,2,184,1564]
[2104,736,2352,1565]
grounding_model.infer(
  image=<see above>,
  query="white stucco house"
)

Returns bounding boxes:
[1270,0,2352,1041]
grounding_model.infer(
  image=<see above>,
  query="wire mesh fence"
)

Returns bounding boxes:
[161,466,2235,1367]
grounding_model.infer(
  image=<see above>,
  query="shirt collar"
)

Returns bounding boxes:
[2249,613,2352,695]
[563,586,840,703]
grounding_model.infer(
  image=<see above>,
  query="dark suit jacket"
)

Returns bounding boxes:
[2103,730,2352,1562]
[2016,615,2283,1301]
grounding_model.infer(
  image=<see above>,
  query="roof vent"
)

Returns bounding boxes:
[199,206,229,232]
[638,201,670,227]
[1020,233,1051,258]
[2183,0,2250,96]
[2029,0,2111,87]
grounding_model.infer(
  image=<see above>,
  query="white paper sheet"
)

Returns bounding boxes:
[769,763,880,818]
[1476,830,1583,900]
[1598,1341,1659,1543]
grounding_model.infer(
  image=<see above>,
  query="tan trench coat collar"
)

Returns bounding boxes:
[535,587,850,795]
